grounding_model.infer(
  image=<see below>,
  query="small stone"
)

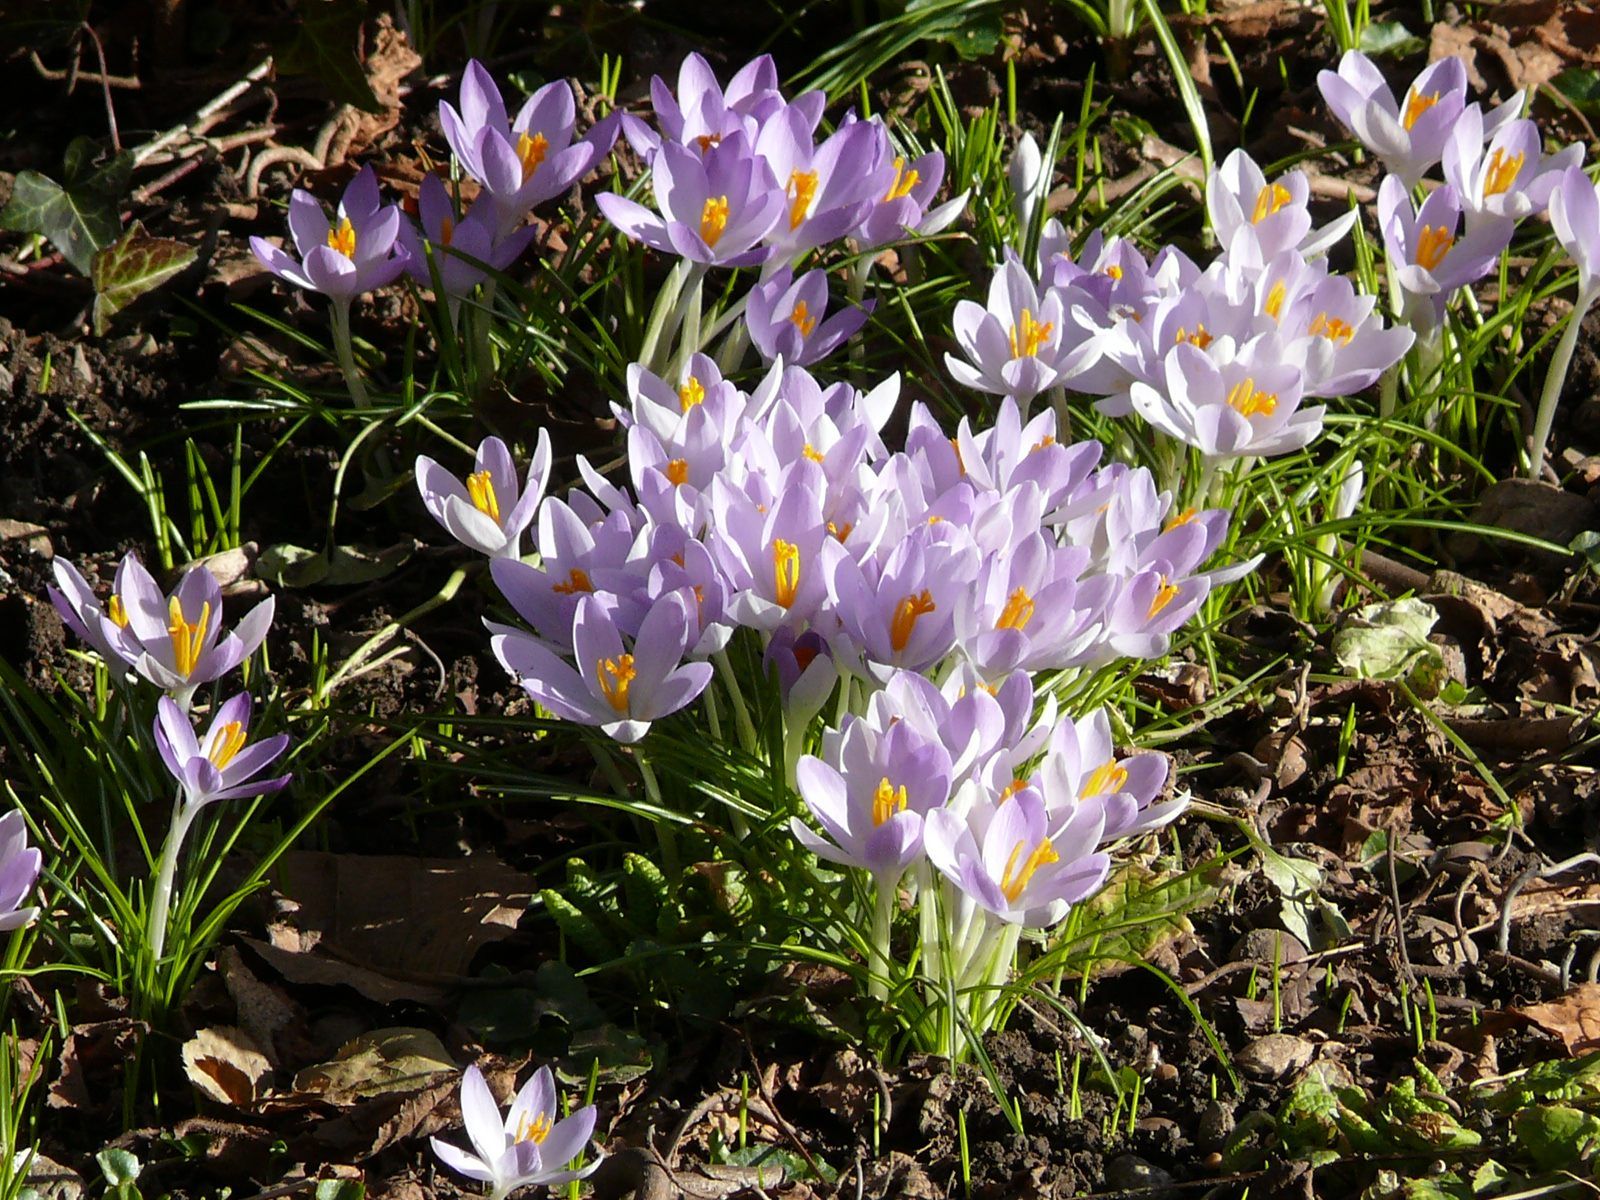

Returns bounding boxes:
[1237,1032,1315,1080]
[70,345,94,388]
[1198,1098,1235,1150]
[1106,1156,1174,1190]
[0,519,52,559]
[1229,928,1310,964]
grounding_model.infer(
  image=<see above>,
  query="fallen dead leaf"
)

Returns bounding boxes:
[182,1026,273,1108]
[342,14,421,159]
[292,1027,456,1106]
[1510,983,1600,1055]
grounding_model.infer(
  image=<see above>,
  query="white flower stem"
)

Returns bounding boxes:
[713,651,758,753]
[147,795,195,964]
[674,272,706,379]
[329,299,371,409]
[868,876,896,1002]
[1528,288,1597,481]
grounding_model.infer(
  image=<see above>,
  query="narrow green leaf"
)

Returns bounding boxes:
[91,221,198,334]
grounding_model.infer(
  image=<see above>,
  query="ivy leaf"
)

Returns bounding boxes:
[91,221,198,334]
[0,139,132,274]
[275,0,381,112]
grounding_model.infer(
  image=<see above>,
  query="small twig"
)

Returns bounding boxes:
[1498,854,1600,956]
[28,48,140,89]
[1387,835,1418,990]
[736,1027,826,1182]
[245,145,324,198]
[131,57,274,167]
[130,156,207,206]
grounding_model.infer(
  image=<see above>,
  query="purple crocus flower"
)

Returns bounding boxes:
[415,431,553,560]
[852,127,968,248]
[1130,341,1323,459]
[1550,165,1600,299]
[828,525,975,679]
[746,267,871,366]
[598,133,784,267]
[765,625,837,722]
[50,553,274,708]
[440,61,617,237]
[249,167,408,300]
[754,112,880,258]
[1207,149,1356,263]
[946,255,1082,405]
[622,52,818,160]
[1377,177,1513,333]
[1442,106,1580,231]
[955,535,1110,678]
[153,693,290,812]
[1316,52,1470,187]
[1039,710,1179,842]
[398,174,536,304]
[491,590,712,744]
[1280,273,1414,397]
[791,717,952,885]
[430,1063,601,1200]
[0,811,42,933]
[924,790,1108,928]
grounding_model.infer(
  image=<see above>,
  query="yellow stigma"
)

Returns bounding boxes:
[516,131,549,184]
[827,520,853,542]
[999,777,1029,803]
[1402,89,1440,131]
[1308,311,1355,345]
[466,470,501,523]
[597,654,636,713]
[167,597,211,679]
[995,586,1035,631]
[106,594,130,628]
[1164,507,1197,531]
[889,590,937,654]
[787,169,819,230]
[789,300,817,337]
[1226,377,1278,419]
[438,215,455,247]
[1008,309,1055,359]
[327,217,357,258]
[1414,224,1454,272]
[884,156,920,202]
[665,459,690,487]
[950,437,965,476]
[693,132,722,154]
[1083,758,1128,796]
[1000,836,1060,904]
[1174,323,1213,349]
[699,195,730,248]
[1030,435,1057,454]
[515,1111,552,1144]
[207,721,247,770]
[1104,264,1123,281]
[552,568,594,595]
[1251,183,1293,224]
[678,376,705,411]
[873,776,908,826]
[772,538,801,608]
[802,443,826,464]
[1147,576,1180,619]
[1484,148,1525,198]
[1264,280,1287,321]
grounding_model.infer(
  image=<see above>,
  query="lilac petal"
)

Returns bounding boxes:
[430,1137,496,1185]
[537,1106,597,1173]
[287,191,331,259]
[458,1066,507,1163]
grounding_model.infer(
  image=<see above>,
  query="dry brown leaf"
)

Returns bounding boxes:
[182,1026,273,1108]
[342,15,421,160]
[1511,983,1600,1055]
[292,1027,456,1106]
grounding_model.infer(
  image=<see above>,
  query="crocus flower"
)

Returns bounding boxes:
[249,167,408,300]
[1038,710,1178,842]
[946,255,1083,405]
[924,790,1109,928]
[0,811,42,933]
[398,174,535,305]
[755,112,880,258]
[416,431,553,559]
[51,553,274,708]
[1128,342,1324,459]
[746,268,871,367]
[597,134,784,267]
[1207,149,1356,263]
[622,52,815,160]
[1443,106,1581,230]
[852,130,968,248]
[153,693,290,812]
[1551,165,1600,300]
[430,1064,600,1200]
[440,61,616,237]
[492,590,712,743]
[1280,272,1414,397]
[1377,177,1512,333]
[1009,132,1047,239]
[791,717,952,885]
[1316,52,1470,187]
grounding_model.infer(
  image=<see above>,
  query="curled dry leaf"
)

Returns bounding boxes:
[182,1025,273,1108]
[1509,983,1600,1056]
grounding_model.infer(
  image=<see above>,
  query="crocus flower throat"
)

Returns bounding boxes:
[1000,835,1059,903]
[169,599,211,679]
[1403,88,1439,130]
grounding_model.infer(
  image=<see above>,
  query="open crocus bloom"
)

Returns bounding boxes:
[1316,51,1474,188]
[1377,177,1512,334]
[1207,149,1357,263]
[154,693,291,812]
[746,268,871,368]
[1443,105,1581,231]
[430,1064,601,1200]
[0,811,42,933]
[416,431,553,560]
[249,167,409,300]
[398,174,536,305]
[946,255,1083,406]
[52,553,274,708]
[1129,341,1325,460]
